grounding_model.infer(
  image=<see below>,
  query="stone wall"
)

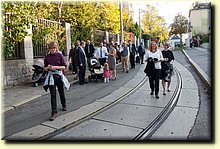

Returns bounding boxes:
[2,60,33,88]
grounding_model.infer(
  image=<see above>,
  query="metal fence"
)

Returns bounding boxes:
[92,30,119,47]
[93,30,105,47]
[108,32,117,43]
[32,19,66,58]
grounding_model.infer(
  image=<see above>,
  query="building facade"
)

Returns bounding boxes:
[189,2,211,37]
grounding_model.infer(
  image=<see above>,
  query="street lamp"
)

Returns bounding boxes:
[139,9,146,46]
[119,1,124,43]
[185,19,190,47]
[58,1,62,24]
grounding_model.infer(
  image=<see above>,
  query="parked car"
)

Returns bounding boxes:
[175,42,180,47]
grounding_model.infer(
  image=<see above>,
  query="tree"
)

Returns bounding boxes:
[2,1,136,57]
[169,13,192,47]
[2,2,66,58]
[141,5,169,44]
[3,2,38,58]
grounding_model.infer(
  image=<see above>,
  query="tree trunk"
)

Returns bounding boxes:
[180,34,183,47]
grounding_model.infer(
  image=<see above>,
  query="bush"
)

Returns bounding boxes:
[200,34,209,44]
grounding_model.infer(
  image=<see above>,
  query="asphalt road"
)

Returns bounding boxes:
[173,50,212,140]
[3,64,142,138]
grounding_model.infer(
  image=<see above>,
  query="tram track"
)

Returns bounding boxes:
[39,67,182,140]
[38,75,149,140]
[6,64,182,140]
[134,67,182,140]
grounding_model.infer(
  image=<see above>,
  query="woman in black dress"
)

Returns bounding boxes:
[161,42,175,95]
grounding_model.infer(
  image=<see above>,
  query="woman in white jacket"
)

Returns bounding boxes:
[145,41,164,99]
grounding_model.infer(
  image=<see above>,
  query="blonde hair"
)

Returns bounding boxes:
[164,42,169,48]
[149,41,157,52]
[104,62,109,70]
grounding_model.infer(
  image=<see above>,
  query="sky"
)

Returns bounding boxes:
[130,0,210,26]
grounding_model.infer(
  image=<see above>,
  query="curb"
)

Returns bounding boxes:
[182,49,211,89]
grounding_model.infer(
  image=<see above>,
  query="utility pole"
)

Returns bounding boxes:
[139,9,141,46]
[150,11,153,42]
[119,1,124,43]
[139,9,146,46]
[58,1,62,24]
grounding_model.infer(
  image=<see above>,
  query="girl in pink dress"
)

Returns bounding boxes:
[103,62,111,83]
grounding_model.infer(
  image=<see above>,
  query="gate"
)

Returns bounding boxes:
[32,19,66,58]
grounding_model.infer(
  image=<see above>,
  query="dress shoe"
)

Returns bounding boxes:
[50,113,57,121]
[155,95,159,99]
[62,105,67,111]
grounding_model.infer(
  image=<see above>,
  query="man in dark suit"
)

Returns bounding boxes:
[138,42,145,64]
[128,40,136,69]
[84,40,95,60]
[76,41,88,85]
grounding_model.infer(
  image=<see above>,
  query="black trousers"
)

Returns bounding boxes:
[49,76,66,113]
[99,58,107,66]
[149,69,161,95]
[79,64,86,84]
[140,54,144,64]
[130,54,135,68]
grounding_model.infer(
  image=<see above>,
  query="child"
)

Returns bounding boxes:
[103,62,111,83]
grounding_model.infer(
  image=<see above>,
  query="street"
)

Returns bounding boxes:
[3,47,212,141]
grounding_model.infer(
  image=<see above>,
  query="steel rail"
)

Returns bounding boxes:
[134,67,182,140]
[38,75,148,140]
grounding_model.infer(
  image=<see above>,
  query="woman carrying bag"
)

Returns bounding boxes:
[145,41,164,99]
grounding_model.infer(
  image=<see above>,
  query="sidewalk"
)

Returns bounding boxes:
[2,63,121,113]
[2,71,79,113]
[182,46,211,88]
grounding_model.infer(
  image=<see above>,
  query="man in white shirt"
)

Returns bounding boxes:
[94,42,108,66]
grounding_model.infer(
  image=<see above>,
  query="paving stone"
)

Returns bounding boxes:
[177,89,199,108]
[150,106,198,140]
[43,102,109,129]
[94,103,163,129]
[50,119,142,140]
[6,125,56,140]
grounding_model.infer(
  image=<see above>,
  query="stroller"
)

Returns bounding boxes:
[32,59,47,87]
[88,58,103,82]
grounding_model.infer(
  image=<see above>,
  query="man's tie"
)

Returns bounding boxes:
[100,47,102,58]
[88,45,90,54]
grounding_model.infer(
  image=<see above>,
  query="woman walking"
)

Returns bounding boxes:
[161,42,175,95]
[145,41,164,99]
[43,41,70,121]
[108,43,117,80]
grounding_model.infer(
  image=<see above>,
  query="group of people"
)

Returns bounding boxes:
[145,41,175,99]
[43,39,174,121]
[68,39,146,84]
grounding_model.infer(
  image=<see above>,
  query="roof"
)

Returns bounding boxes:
[189,2,211,17]
[170,36,180,40]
